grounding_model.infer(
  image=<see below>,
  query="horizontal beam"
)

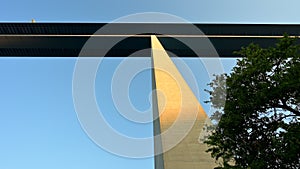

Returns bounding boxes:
[0,34,293,38]
[0,23,300,57]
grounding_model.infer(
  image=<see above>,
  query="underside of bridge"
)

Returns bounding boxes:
[1,23,300,57]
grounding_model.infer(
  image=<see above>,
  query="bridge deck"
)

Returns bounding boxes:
[0,23,299,57]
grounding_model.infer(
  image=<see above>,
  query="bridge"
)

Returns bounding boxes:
[1,23,300,57]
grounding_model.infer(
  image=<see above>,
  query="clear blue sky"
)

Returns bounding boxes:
[0,57,236,169]
[1,1,299,169]
[2,0,300,23]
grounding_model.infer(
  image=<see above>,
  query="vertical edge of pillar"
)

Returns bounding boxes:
[152,48,165,169]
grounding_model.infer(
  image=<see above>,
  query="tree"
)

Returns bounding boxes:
[204,35,300,169]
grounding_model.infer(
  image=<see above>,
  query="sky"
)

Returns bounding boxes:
[0,57,236,169]
[2,0,300,23]
[1,1,299,169]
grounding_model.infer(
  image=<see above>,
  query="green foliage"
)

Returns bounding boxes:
[205,35,300,169]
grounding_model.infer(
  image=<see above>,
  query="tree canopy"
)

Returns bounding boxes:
[205,35,300,169]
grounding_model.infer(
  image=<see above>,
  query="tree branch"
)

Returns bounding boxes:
[278,114,299,121]
[276,103,300,116]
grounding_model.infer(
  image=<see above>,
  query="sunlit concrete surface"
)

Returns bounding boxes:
[151,35,216,169]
